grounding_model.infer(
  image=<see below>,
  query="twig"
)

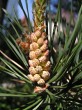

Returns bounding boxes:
[53,47,57,53]
[11,79,25,84]
[0,50,25,70]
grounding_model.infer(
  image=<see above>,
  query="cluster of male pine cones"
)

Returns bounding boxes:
[16,26,51,92]
[16,0,51,92]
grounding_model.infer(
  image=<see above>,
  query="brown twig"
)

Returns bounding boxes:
[0,50,25,70]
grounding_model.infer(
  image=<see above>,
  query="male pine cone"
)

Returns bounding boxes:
[28,27,51,86]
[27,0,51,88]
[16,0,51,92]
